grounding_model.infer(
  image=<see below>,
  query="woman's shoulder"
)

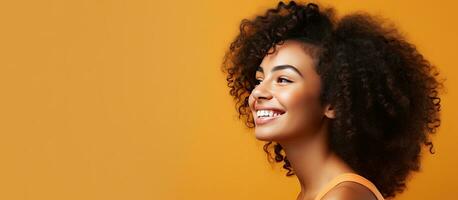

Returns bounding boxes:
[320,181,378,200]
[315,173,384,200]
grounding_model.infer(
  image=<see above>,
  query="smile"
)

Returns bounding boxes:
[255,111,285,125]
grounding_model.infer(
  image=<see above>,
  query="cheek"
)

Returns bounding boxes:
[280,88,323,130]
[281,87,319,112]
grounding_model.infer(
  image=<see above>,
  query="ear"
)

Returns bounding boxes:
[323,103,335,119]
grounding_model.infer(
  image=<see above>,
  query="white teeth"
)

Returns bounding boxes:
[256,110,284,118]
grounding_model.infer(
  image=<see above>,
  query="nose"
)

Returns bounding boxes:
[251,81,273,101]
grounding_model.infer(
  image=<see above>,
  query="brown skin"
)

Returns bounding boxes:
[321,182,379,200]
[248,40,376,200]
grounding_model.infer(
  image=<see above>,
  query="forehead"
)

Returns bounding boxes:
[259,40,318,74]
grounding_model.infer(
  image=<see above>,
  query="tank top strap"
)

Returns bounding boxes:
[313,173,385,200]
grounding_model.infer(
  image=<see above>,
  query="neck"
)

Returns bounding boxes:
[277,123,355,200]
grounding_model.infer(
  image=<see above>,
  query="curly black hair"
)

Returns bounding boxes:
[221,1,444,199]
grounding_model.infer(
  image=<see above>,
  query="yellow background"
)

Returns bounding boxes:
[0,0,456,199]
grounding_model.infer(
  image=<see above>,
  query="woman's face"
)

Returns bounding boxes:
[248,39,331,142]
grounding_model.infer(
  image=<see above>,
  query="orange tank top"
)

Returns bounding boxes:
[313,173,385,200]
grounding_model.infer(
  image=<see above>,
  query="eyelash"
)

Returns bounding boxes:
[255,77,292,85]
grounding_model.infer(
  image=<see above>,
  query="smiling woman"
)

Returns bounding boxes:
[250,40,326,143]
[221,1,444,200]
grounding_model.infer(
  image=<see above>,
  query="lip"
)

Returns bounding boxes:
[253,102,286,126]
[255,112,285,125]
[254,108,286,126]
[254,104,286,113]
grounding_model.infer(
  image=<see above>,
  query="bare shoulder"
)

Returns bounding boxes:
[320,181,378,200]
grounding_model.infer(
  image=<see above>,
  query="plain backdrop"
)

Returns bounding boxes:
[0,0,456,199]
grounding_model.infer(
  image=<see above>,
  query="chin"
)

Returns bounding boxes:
[254,129,289,142]
[254,129,276,141]
[255,134,274,142]
[255,127,306,143]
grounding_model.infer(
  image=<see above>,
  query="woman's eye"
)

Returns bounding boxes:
[278,77,292,83]
[254,77,291,86]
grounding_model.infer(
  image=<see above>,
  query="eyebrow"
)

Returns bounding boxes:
[256,64,303,77]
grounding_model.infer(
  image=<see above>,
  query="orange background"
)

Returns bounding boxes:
[0,0,456,199]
